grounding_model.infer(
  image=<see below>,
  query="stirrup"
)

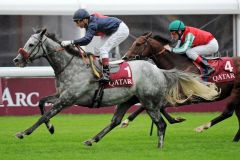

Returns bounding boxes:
[98,76,110,83]
[203,68,215,77]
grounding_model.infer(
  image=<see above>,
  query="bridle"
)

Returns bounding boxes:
[18,35,74,76]
[129,37,166,60]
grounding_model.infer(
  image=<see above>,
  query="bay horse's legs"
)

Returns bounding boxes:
[38,95,59,134]
[195,86,240,133]
[120,107,144,128]
[195,103,235,132]
[195,100,235,133]
[84,98,138,146]
[233,106,240,141]
[160,108,186,124]
[121,106,185,128]
[16,101,63,139]
[146,108,167,148]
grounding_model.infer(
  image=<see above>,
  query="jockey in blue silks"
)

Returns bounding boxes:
[61,9,129,82]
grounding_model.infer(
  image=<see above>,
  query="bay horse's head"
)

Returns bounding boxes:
[13,28,48,67]
[123,32,170,60]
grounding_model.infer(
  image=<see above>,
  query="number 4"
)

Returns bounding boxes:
[224,61,233,72]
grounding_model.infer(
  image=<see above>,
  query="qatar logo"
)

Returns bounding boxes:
[0,87,39,107]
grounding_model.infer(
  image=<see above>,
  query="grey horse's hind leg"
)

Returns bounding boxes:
[16,101,63,139]
[38,94,59,134]
[146,108,167,149]
[84,98,138,146]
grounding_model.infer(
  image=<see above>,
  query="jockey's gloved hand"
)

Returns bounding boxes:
[61,40,73,47]
[164,44,172,52]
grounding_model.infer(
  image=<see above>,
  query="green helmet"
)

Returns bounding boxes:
[168,20,185,31]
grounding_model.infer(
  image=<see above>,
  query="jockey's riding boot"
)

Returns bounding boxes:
[195,56,215,77]
[100,58,110,83]
[201,60,215,76]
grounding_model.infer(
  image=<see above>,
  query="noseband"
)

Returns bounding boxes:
[134,38,166,60]
[18,35,74,76]
[19,37,44,63]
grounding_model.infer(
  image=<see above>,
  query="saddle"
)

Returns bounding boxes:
[89,54,125,78]
[193,57,236,83]
[86,53,133,108]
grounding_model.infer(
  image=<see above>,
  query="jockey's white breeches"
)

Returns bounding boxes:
[186,38,219,61]
[96,22,129,59]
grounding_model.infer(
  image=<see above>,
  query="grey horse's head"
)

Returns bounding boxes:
[13,28,47,67]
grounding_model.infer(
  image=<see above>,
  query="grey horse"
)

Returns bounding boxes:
[13,28,219,148]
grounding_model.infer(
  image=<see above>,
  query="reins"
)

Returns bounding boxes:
[18,32,98,78]
[76,45,89,65]
[157,48,166,55]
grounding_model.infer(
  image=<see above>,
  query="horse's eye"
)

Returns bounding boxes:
[29,44,34,47]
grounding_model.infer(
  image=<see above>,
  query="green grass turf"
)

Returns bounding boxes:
[0,112,239,160]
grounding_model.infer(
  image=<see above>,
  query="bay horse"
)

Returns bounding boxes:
[12,29,219,148]
[122,32,240,142]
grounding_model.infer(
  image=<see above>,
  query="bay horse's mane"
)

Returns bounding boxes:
[35,29,80,56]
[153,35,171,45]
[142,32,171,45]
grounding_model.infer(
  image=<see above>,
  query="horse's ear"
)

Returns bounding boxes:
[32,27,37,33]
[40,28,47,37]
[146,32,152,39]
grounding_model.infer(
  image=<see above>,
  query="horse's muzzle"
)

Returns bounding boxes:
[18,48,30,60]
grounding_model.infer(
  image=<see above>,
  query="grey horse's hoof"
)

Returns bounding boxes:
[15,132,24,139]
[83,140,93,146]
[48,124,55,134]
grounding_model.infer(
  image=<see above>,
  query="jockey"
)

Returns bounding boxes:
[164,20,219,76]
[61,9,129,82]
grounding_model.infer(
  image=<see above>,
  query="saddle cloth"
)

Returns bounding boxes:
[87,55,133,88]
[195,57,236,83]
[105,61,134,88]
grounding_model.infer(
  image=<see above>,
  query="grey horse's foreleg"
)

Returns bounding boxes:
[38,94,59,134]
[84,101,135,146]
[146,108,167,149]
[16,102,63,139]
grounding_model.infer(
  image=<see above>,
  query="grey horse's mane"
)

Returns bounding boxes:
[35,29,80,56]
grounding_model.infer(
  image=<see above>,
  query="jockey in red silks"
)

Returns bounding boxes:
[164,20,219,76]
[61,9,129,83]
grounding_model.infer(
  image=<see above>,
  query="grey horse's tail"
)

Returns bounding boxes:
[162,69,220,105]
